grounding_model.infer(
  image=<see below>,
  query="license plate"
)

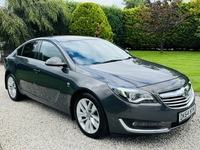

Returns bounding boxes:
[179,104,196,123]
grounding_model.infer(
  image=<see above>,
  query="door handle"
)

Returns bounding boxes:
[15,61,20,65]
[33,68,40,73]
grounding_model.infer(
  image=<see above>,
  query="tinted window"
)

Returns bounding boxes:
[17,46,23,56]
[22,41,39,58]
[39,41,64,62]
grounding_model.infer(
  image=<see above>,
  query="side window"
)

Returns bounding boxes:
[22,41,39,58]
[39,41,64,62]
[17,46,23,56]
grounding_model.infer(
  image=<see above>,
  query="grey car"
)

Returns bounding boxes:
[4,36,195,138]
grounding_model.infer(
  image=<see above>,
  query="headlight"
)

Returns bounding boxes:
[110,87,158,104]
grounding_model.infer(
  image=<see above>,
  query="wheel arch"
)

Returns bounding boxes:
[5,71,23,95]
[70,88,110,138]
[5,71,12,89]
[70,88,107,122]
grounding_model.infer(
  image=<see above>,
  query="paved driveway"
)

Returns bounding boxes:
[0,64,200,150]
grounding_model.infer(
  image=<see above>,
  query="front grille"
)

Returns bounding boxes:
[159,83,194,109]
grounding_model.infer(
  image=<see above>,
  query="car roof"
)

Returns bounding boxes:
[34,36,99,42]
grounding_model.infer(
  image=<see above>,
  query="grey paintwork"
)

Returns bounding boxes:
[4,36,195,135]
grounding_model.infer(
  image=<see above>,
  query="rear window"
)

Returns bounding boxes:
[17,46,23,56]
[21,41,39,58]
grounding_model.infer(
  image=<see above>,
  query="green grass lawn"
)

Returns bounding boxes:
[130,51,200,92]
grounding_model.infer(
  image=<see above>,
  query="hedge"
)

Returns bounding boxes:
[122,2,200,50]
[66,1,200,50]
[123,7,159,49]
[101,5,124,46]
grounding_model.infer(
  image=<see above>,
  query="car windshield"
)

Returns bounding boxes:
[60,39,131,65]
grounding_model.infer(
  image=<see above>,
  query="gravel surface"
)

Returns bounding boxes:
[0,64,200,150]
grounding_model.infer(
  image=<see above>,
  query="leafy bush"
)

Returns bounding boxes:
[66,1,80,13]
[123,2,200,50]
[165,2,200,50]
[101,6,124,47]
[69,2,113,42]
[123,7,159,49]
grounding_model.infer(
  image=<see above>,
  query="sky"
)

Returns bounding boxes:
[0,0,190,8]
[0,0,125,8]
[71,0,125,8]
[0,0,5,7]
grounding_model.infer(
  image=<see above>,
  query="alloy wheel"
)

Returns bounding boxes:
[76,98,100,134]
[7,76,17,99]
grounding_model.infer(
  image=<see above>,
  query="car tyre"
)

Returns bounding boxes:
[74,93,108,139]
[6,74,22,101]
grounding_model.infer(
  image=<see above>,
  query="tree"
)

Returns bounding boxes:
[7,0,70,37]
[123,7,159,49]
[0,6,30,51]
[190,0,200,8]
[0,0,70,51]
[190,0,200,38]
[136,0,188,52]
[69,2,113,42]
[101,5,124,46]
[66,1,80,13]
[123,0,146,9]
[165,2,200,50]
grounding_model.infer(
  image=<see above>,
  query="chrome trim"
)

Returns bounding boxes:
[159,84,195,109]
[119,119,170,134]
[160,87,186,98]
[119,113,195,134]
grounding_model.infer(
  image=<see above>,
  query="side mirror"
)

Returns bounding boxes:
[45,57,67,67]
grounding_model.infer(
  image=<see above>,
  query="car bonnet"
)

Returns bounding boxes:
[78,58,183,88]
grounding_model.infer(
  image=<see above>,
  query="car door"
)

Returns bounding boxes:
[33,40,71,112]
[15,40,40,95]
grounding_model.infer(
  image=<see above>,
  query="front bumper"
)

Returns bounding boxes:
[101,90,195,135]
[119,118,170,134]
[98,78,195,135]
[118,112,195,134]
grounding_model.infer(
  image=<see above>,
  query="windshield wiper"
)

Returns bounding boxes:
[101,59,123,64]
[124,56,132,60]
[101,57,132,64]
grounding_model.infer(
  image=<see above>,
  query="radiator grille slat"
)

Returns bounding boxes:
[159,83,194,109]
